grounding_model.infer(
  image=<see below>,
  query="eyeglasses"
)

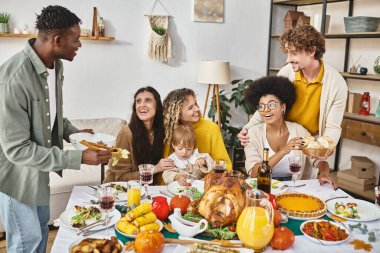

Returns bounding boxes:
[256,100,281,112]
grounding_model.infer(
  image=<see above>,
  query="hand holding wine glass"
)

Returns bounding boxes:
[288,150,303,192]
[97,186,116,236]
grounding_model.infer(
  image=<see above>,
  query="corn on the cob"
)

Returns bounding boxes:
[125,202,152,221]
[133,212,157,227]
[116,220,139,235]
[139,222,160,232]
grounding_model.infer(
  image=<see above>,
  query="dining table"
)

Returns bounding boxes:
[51,179,380,253]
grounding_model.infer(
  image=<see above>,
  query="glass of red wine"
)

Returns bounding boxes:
[213,160,226,173]
[375,186,380,209]
[288,151,303,192]
[97,186,116,236]
[138,164,154,199]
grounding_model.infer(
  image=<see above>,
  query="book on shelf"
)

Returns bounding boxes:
[346,92,361,113]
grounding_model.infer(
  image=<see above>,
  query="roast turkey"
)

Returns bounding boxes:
[189,172,251,228]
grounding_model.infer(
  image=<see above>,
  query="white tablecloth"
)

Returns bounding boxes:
[51,179,380,253]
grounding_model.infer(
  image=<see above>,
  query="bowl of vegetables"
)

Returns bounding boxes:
[300,219,350,245]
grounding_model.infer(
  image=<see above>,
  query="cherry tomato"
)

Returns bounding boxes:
[229,225,236,232]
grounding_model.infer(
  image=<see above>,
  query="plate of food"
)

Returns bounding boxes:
[69,235,123,253]
[59,205,121,231]
[69,132,116,151]
[276,193,327,220]
[98,181,145,202]
[327,198,380,222]
[300,219,350,245]
[245,178,286,195]
[115,219,163,239]
[167,180,204,199]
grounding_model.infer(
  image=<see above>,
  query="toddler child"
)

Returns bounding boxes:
[162,125,213,185]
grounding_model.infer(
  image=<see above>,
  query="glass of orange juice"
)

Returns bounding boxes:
[127,180,141,207]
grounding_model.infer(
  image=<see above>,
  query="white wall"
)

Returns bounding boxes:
[0,0,271,121]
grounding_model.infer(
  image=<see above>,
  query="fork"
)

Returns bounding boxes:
[280,183,306,190]
[77,215,114,235]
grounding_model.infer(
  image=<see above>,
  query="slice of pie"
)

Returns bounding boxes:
[275,193,326,218]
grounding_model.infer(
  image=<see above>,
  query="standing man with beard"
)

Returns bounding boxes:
[239,25,347,156]
[0,6,111,252]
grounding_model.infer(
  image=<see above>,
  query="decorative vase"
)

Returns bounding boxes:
[0,23,9,34]
[374,56,380,75]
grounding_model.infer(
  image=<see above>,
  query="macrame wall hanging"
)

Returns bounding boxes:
[146,0,172,63]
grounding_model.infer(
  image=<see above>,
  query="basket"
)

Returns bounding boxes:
[344,16,380,33]
[301,147,334,157]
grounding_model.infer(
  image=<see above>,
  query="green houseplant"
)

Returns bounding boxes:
[207,79,254,147]
[0,13,10,34]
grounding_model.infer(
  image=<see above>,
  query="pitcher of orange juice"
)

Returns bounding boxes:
[127,180,141,207]
[237,189,274,252]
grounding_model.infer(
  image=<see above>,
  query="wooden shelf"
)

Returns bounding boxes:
[341,72,380,81]
[0,33,115,41]
[344,112,380,125]
[273,0,348,6]
[325,32,380,39]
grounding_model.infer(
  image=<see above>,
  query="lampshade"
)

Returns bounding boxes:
[197,60,230,85]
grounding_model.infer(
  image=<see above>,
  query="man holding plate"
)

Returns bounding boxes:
[0,6,111,253]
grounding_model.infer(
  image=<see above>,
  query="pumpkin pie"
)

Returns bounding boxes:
[275,193,326,218]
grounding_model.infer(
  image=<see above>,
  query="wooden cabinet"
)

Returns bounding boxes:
[342,118,380,147]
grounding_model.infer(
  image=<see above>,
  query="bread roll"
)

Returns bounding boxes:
[317,136,335,149]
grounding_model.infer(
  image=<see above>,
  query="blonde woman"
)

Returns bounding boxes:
[163,88,232,177]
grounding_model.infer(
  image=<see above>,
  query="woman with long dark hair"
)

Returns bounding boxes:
[104,86,173,183]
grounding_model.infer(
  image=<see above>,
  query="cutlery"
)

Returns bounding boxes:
[77,215,114,235]
[325,196,349,202]
[280,183,306,190]
[159,190,174,198]
[167,237,242,248]
[88,186,99,191]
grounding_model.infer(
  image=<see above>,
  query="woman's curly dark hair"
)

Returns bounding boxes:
[35,5,81,32]
[244,76,296,115]
[129,86,164,166]
[280,25,325,60]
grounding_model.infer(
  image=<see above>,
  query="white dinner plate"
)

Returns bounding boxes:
[327,198,380,222]
[99,181,145,201]
[69,132,116,150]
[115,219,163,239]
[167,180,204,197]
[68,235,123,252]
[59,205,121,232]
[300,219,350,245]
[245,178,287,195]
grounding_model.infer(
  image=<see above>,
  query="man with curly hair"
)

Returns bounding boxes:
[0,6,111,252]
[239,25,347,160]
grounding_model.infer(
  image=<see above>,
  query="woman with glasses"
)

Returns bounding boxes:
[244,76,335,187]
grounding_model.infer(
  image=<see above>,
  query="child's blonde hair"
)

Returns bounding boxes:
[171,125,196,149]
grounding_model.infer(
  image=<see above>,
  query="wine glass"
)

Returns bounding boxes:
[97,186,115,236]
[138,164,154,199]
[288,150,303,192]
[213,160,226,173]
[375,186,380,209]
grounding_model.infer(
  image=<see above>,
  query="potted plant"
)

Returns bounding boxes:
[207,79,254,147]
[0,12,10,34]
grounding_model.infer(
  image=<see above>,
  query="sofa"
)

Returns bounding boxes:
[0,118,127,233]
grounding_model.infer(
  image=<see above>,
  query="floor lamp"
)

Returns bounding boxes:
[197,60,230,128]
